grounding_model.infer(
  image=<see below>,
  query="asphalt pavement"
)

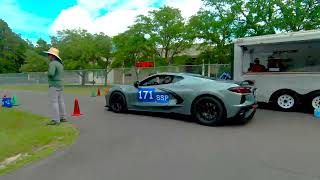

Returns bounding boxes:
[1,90,320,180]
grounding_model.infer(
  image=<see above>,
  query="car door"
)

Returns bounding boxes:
[128,75,178,111]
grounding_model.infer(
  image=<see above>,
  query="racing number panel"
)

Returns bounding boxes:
[137,88,170,104]
[132,87,183,107]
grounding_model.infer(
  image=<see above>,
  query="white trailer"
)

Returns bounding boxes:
[233,30,320,111]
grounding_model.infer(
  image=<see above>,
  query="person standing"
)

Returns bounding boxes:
[250,58,266,72]
[44,48,67,125]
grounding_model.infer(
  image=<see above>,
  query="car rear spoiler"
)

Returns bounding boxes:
[239,80,255,86]
[238,80,256,93]
[217,79,255,86]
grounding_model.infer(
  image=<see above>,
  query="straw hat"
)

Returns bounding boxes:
[43,47,62,61]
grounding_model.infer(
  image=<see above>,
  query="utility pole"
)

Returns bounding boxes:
[202,59,205,76]
[122,60,125,85]
[208,60,211,77]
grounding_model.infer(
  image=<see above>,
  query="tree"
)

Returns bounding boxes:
[52,29,113,85]
[20,50,48,72]
[135,6,192,65]
[274,0,320,32]
[198,0,320,64]
[95,33,113,85]
[34,38,50,54]
[188,9,234,64]
[201,0,276,37]
[18,38,51,73]
[113,26,151,80]
[0,19,29,73]
[50,36,59,47]
[152,6,192,64]
[202,0,320,37]
[0,58,16,73]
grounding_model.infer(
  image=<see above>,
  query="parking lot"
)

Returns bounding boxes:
[2,90,320,180]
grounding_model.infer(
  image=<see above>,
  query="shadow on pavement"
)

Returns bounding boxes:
[257,102,313,114]
[111,110,253,127]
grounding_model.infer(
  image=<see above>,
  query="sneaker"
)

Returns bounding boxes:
[60,118,67,122]
[47,120,60,126]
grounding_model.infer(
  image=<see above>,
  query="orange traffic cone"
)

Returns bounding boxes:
[97,88,101,96]
[71,97,83,116]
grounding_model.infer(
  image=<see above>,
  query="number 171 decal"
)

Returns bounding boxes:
[137,88,170,104]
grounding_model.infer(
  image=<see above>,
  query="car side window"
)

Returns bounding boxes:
[160,75,173,85]
[140,75,163,86]
[172,76,184,83]
[140,75,174,86]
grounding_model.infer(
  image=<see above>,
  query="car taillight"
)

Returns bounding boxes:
[228,87,251,94]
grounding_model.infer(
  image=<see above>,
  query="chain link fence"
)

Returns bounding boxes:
[0,64,231,86]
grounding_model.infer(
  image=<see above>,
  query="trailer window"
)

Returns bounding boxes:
[243,41,320,73]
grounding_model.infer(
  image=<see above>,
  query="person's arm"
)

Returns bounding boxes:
[48,62,56,78]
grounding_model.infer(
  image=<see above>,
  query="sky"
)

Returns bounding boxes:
[0,0,204,43]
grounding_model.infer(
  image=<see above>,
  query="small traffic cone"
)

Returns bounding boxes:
[90,89,96,97]
[11,95,19,106]
[314,108,320,118]
[71,97,83,116]
[1,97,5,107]
[2,97,13,108]
[97,88,101,96]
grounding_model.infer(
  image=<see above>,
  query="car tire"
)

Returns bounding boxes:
[192,96,226,126]
[307,92,320,111]
[272,90,299,111]
[109,92,127,113]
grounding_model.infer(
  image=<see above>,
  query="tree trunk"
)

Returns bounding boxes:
[167,57,173,66]
[104,72,108,86]
[134,57,139,81]
[165,49,171,65]
[134,67,139,81]
[104,69,111,86]
[81,73,86,86]
[77,71,87,86]
[169,50,179,65]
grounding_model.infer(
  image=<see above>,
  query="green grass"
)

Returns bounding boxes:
[0,108,78,175]
[0,84,111,96]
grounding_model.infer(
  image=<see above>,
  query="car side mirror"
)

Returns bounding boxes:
[134,81,140,88]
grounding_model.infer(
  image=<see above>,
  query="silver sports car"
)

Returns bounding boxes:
[105,73,257,126]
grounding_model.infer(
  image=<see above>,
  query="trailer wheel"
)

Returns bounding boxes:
[307,92,320,110]
[272,90,299,111]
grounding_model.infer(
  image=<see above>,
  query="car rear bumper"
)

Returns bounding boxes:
[230,103,258,120]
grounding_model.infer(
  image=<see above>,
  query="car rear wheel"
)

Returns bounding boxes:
[272,91,298,111]
[192,96,225,126]
[109,92,127,113]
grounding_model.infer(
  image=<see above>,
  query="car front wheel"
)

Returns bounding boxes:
[109,92,127,113]
[192,96,225,126]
